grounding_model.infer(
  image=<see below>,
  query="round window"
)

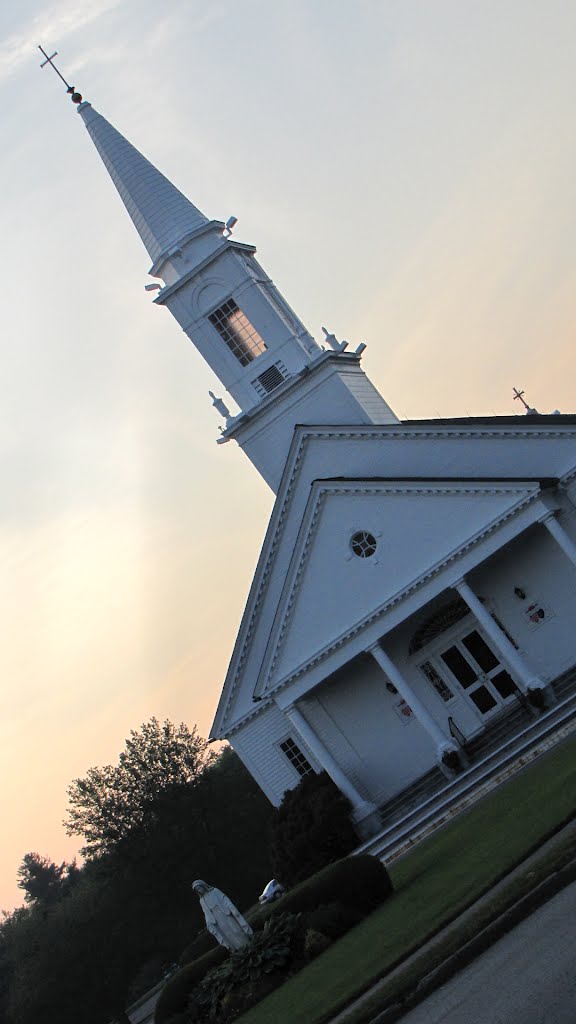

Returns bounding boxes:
[350,531,378,559]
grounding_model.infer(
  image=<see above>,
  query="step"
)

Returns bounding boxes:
[354,687,576,864]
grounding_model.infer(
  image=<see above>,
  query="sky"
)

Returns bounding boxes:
[1,0,576,913]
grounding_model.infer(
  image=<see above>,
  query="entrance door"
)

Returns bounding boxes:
[439,629,519,717]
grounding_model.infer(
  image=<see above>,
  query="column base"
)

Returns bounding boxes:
[526,682,557,712]
[437,746,465,779]
[352,802,382,840]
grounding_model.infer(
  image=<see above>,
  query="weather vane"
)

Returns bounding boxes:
[38,46,83,104]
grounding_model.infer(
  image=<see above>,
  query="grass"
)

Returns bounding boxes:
[342,825,576,1024]
[236,734,576,1024]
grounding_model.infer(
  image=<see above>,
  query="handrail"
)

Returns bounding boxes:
[448,715,467,749]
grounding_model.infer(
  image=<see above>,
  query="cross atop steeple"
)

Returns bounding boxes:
[38,46,83,104]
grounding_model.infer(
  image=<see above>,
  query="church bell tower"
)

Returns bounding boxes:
[75,98,399,491]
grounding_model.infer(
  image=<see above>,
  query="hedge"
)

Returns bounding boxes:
[247,854,393,929]
[154,945,227,1024]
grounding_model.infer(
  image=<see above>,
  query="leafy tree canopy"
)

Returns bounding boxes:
[64,717,216,857]
[16,853,79,907]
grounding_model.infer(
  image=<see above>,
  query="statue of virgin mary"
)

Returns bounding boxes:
[192,879,254,951]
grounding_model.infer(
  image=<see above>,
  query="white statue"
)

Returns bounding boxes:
[192,879,254,951]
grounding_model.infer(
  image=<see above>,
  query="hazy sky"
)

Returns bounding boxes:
[1,0,575,912]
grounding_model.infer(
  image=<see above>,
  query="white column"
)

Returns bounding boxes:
[541,512,576,569]
[284,704,377,820]
[367,642,455,754]
[454,577,545,693]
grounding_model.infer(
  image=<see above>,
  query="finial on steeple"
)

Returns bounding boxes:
[321,327,348,353]
[38,46,83,104]
[513,387,538,415]
[209,391,231,422]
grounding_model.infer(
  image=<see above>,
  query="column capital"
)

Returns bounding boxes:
[538,510,557,525]
[365,640,383,656]
[452,576,467,591]
[541,509,576,571]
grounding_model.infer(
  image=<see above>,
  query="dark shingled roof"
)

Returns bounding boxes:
[402,414,576,426]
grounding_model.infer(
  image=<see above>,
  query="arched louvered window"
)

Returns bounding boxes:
[409,597,519,655]
[409,598,471,654]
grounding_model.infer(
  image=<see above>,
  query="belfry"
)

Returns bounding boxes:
[48,66,576,842]
[77,99,398,490]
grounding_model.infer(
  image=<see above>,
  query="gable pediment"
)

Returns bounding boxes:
[211,420,576,738]
[257,479,539,693]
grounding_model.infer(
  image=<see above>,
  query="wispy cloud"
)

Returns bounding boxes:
[0,0,123,82]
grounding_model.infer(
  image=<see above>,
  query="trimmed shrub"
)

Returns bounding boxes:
[305,901,364,940]
[247,854,393,930]
[154,945,226,1024]
[270,772,358,886]
[178,928,217,967]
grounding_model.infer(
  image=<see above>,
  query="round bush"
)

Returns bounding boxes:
[305,901,364,940]
[248,854,393,930]
[154,945,227,1024]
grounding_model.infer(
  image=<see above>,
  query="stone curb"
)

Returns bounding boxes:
[366,857,576,1024]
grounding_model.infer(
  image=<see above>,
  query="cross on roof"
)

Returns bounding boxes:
[513,387,539,416]
[512,387,530,411]
[38,46,83,104]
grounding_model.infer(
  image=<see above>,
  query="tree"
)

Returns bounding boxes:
[3,745,274,1024]
[16,854,79,907]
[65,718,216,857]
[270,771,358,887]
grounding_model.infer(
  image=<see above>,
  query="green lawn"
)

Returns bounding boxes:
[237,735,576,1024]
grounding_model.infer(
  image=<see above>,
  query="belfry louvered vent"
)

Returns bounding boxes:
[253,361,289,398]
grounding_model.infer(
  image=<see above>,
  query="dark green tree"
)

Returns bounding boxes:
[16,853,79,907]
[3,737,273,1024]
[65,717,216,857]
[270,771,358,887]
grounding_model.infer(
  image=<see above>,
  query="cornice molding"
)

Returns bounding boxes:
[222,696,273,738]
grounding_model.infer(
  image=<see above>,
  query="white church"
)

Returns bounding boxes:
[66,92,576,839]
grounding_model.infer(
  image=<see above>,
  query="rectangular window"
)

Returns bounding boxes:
[208,299,267,366]
[421,661,455,703]
[279,738,315,778]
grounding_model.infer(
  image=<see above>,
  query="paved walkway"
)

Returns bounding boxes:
[398,880,576,1023]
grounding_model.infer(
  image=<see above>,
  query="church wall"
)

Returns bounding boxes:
[469,523,576,681]
[233,363,397,491]
[564,478,576,509]
[228,703,321,807]
[301,660,437,806]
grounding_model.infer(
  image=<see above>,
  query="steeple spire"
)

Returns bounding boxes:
[77,102,209,267]
[62,90,398,491]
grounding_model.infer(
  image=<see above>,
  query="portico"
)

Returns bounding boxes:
[258,493,576,830]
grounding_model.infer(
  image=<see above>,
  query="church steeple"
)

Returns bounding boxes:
[75,99,399,491]
[77,102,214,272]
